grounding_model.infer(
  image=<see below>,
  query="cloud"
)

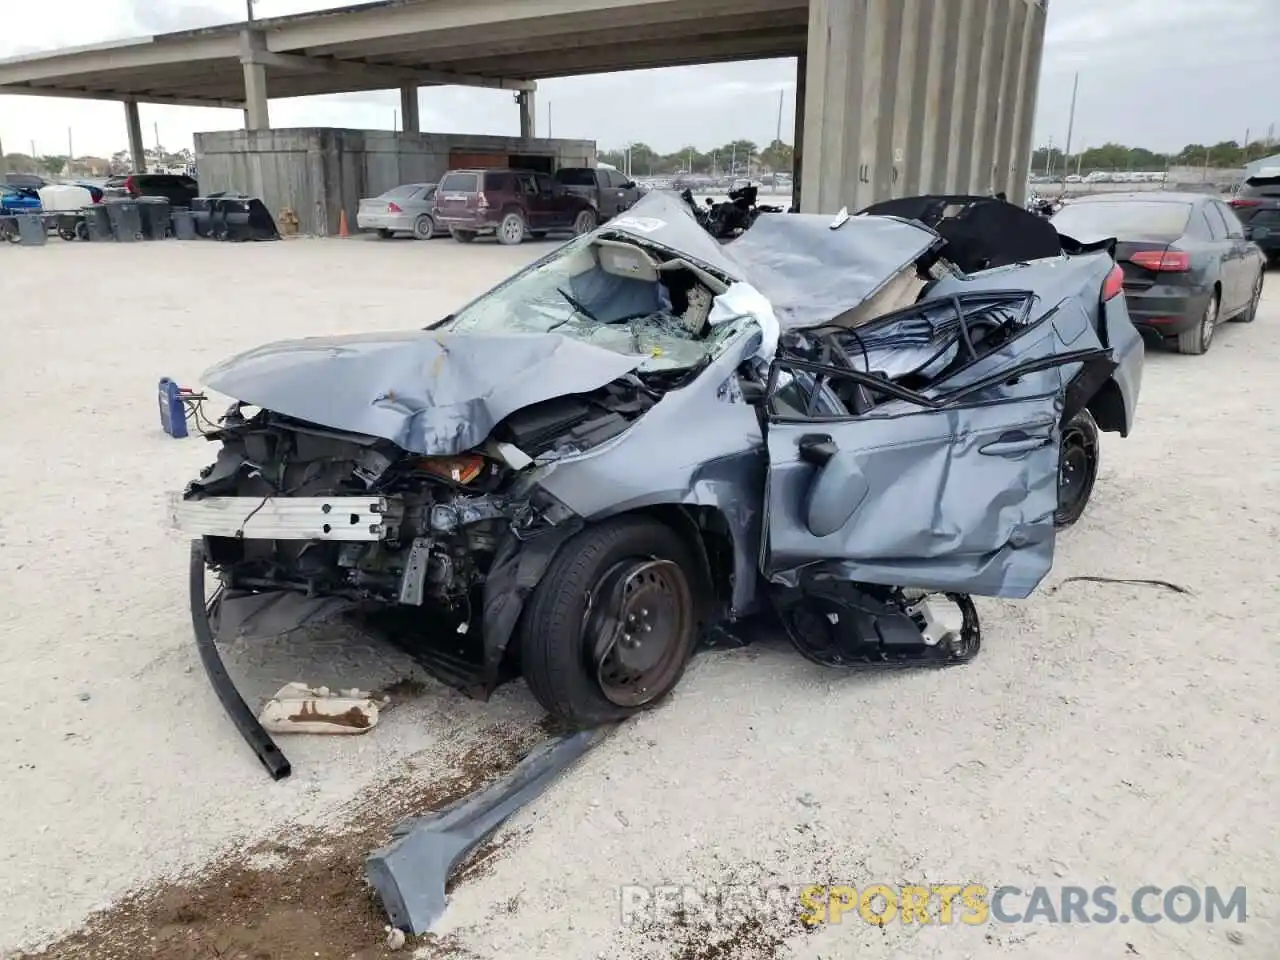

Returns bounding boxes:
[2,0,1277,160]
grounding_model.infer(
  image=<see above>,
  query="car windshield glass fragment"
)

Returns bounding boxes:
[1052,201,1192,238]
[437,234,742,372]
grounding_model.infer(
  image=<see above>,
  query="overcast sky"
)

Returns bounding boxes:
[1,0,1276,159]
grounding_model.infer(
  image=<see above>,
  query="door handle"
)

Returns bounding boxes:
[979,431,1051,457]
[798,434,838,466]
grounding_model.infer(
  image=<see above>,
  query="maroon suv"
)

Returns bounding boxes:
[432,168,598,244]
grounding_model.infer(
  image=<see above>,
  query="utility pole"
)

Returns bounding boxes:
[246,0,254,21]
[775,89,784,148]
[1063,72,1079,174]
[547,101,552,138]
[1044,135,1053,176]
[1243,127,1250,164]
[67,127,74,172]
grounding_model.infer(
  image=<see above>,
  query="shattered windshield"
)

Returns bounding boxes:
[437,233,746,371]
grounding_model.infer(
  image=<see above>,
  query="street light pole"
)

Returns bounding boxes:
[1063,72,1079,173]
[246,0,254,21]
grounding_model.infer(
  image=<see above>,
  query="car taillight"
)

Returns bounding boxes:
[1130,250,1191,272]
[386,201,403,213]
[1229,198,1262,209]
[1102,264,1125,301]
[476,193,489,210]
[125,176,137,196]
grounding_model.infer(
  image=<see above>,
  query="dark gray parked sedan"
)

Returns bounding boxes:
[1051,192,1266,355]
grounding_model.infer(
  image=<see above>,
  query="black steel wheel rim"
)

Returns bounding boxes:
[1059,420,1098,518]
[587,559,693,707]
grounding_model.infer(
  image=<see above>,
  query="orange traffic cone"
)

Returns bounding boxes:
[338,208,350,238]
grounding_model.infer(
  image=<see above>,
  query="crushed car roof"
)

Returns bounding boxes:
[606,191,944,331]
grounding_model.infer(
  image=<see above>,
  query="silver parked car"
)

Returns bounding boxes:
[356,183,441,240]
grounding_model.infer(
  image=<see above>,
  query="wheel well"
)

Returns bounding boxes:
[635,504,735,622]
[1086,378,1127,435]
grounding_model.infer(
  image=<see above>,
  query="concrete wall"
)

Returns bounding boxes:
[800,0,1047,213]
[193,128,596,236]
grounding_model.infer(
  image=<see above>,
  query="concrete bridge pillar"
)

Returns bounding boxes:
[400,85,421,134]
[240,30,271,130]
[124,100,145,172]
[518,87,537,139]
[799,0,1047,213]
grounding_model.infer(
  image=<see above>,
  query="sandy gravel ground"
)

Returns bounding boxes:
[0,234,1276,960]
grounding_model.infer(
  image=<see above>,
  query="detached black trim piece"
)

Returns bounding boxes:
[188,540,292,781]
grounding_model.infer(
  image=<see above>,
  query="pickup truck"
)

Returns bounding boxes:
[552,167,642,220]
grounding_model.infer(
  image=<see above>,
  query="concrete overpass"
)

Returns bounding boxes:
[0,0,1047,212]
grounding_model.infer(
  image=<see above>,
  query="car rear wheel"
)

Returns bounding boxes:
[1055,409,1100,529]
[519,517,701,726]
[1233,270,1263,323]
[1177,291,1218,355]
[497,211,526,245]
[376,228,394,239]
[451,229,477,244]
[412,214,434,241]
[573,209,598,236]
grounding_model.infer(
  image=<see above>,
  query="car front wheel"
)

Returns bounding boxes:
[1055,409,1100,529]
[573,209,598,235]
[519,517,701,726]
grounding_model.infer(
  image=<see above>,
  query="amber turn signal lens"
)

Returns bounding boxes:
[415,454,486,484]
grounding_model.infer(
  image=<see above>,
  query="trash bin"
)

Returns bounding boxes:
[105,198,143,242]
[82,204,113,242]
[170,210,198,241]
[16,214,47,246]
[138,197,171,240]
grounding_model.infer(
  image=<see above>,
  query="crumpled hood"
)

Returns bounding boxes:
[605,190,944,330]
[200,329,642,455]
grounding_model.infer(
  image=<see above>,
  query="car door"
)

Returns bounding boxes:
[1213,200,1254,311]
[1202,201,1242,312]
[762,291,1115,600]
[605,169,638,217]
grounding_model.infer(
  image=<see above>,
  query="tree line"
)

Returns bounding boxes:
[3,147,195,177]
[1033,139,1277,174]
[597,139,794,177]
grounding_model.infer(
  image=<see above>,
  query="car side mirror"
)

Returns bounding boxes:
[624,181,637,190]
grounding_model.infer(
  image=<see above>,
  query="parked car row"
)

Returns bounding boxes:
[357,166,645,245]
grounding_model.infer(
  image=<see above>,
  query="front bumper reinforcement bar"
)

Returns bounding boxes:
[189,540,292,780]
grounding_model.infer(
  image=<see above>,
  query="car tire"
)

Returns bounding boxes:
[519,516,701,727]
[1176,291,1218,355]
[1232,270,1263,323]
[573,209,598,236]
[1054,409,1100,529]
[451,229,477,244]
[497,211,526,245]
[412,215,434,241]
[376,228,394,239]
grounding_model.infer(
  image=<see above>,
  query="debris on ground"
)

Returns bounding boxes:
[1048,576,1192,595]
[258,681,389,735]
[10,725,539,960]
[366,727,612,934]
